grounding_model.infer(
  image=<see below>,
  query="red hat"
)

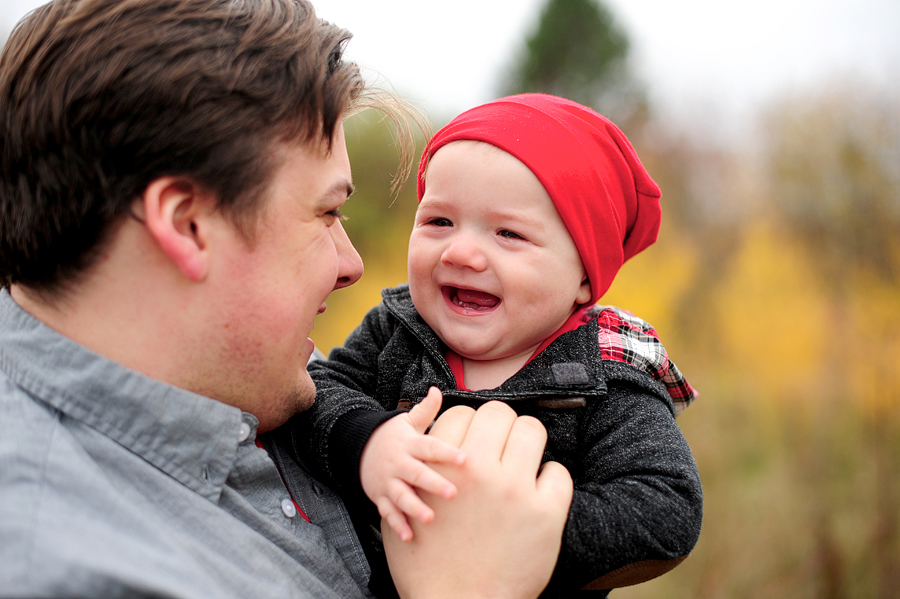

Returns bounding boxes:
[417,93,661,304]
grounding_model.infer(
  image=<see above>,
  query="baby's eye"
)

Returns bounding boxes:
[427,217,453,227]
[498,229,525,240]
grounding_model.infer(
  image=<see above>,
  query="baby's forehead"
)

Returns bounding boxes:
[429,138,560,204]
[436,139,508,158]
[421,140,577,233]
[430,139,539,180]
[426,140,546,192]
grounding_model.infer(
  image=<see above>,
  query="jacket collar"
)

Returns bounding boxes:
[380,284,608,404]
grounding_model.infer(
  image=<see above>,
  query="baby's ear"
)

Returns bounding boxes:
[577,277,592,305]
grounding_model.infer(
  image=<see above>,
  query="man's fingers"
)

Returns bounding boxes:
[499,414,548,474]
[427,405,475,448]
[383,406,572,599]
[458,401,518,460]
[408,387,443,434]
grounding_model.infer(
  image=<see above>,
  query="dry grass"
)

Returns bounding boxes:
[615,381,900,599]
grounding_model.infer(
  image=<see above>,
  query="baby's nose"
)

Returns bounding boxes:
[441,234,488,272]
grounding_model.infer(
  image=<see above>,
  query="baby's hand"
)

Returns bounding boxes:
[360,387,466,542]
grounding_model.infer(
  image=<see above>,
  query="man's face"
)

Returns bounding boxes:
[199,122,362,432]
[408,141,591,365]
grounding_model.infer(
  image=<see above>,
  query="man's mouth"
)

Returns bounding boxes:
[443,286,501,311]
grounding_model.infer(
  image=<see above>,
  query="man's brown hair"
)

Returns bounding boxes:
[0,0,369,296]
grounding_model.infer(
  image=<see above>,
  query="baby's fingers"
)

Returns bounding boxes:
[387,477,437,524]
[376,496,414,543]
[407,386,443,432]
[397,455,459,501]
[410,433,466,467]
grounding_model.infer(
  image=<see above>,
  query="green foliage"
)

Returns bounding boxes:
[500,0,645,125]
[341,111,422,261]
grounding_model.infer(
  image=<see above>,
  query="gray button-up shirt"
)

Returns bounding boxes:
[0,289,374,599]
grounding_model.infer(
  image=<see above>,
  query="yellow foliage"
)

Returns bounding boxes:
[844,262,900,415]
[601,219,698,337]
[711,221,829,404]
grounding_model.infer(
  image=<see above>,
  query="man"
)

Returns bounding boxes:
[0,0,572,597]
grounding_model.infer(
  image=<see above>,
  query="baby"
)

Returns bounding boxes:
[293,94,702,595]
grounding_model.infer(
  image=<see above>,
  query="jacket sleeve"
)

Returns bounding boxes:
[547,363,703,594]
[288,302,401,495]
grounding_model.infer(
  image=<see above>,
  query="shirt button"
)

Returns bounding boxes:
[238,422,251,443]
[281,498,297,518]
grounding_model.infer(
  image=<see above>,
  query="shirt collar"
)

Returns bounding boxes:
[0,288,248,502]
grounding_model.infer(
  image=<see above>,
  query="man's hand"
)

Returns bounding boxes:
[360,387,466,541]
[383,401,574,599]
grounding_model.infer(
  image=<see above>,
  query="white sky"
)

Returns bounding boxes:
[3,0,898,136]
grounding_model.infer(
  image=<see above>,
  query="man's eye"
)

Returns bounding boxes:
[326,209,348,222]
[498,229,524,240]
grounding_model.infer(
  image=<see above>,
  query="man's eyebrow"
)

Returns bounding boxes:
[319,180,355,207]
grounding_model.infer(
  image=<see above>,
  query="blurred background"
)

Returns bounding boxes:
[4,0,898,596]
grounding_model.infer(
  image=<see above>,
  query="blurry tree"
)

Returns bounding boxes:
[499,0,646,129]
[761,85,900,285]
[340,110,422,261]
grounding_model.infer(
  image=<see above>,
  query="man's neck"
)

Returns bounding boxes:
[8,223,194,390]
[10,281,165,379]
[10,284,89,345]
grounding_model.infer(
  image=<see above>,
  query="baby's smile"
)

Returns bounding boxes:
[442,286,501,311]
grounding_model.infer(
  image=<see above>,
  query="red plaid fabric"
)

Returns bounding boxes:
[582,305,696,415]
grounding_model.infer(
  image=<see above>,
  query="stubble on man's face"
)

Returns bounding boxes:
[192,129,356,432]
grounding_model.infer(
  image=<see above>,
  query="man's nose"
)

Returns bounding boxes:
[332,222,363,290]
[440,232,488,272]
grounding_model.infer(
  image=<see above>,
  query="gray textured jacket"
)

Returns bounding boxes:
[289,284,702,596]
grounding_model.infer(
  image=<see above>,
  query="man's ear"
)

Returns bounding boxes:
[140,177,214,282]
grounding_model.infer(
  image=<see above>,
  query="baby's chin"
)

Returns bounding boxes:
[445,340,536,363]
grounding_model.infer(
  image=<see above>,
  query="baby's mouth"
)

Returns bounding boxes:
[444,286,501,311]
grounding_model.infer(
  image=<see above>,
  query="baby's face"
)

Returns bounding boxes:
[409,141,591,363]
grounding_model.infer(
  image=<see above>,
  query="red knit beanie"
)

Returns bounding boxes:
[417,93,661,304]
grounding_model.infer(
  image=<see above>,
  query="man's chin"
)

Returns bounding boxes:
[292,374,317,413]
[257,379,315,433]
